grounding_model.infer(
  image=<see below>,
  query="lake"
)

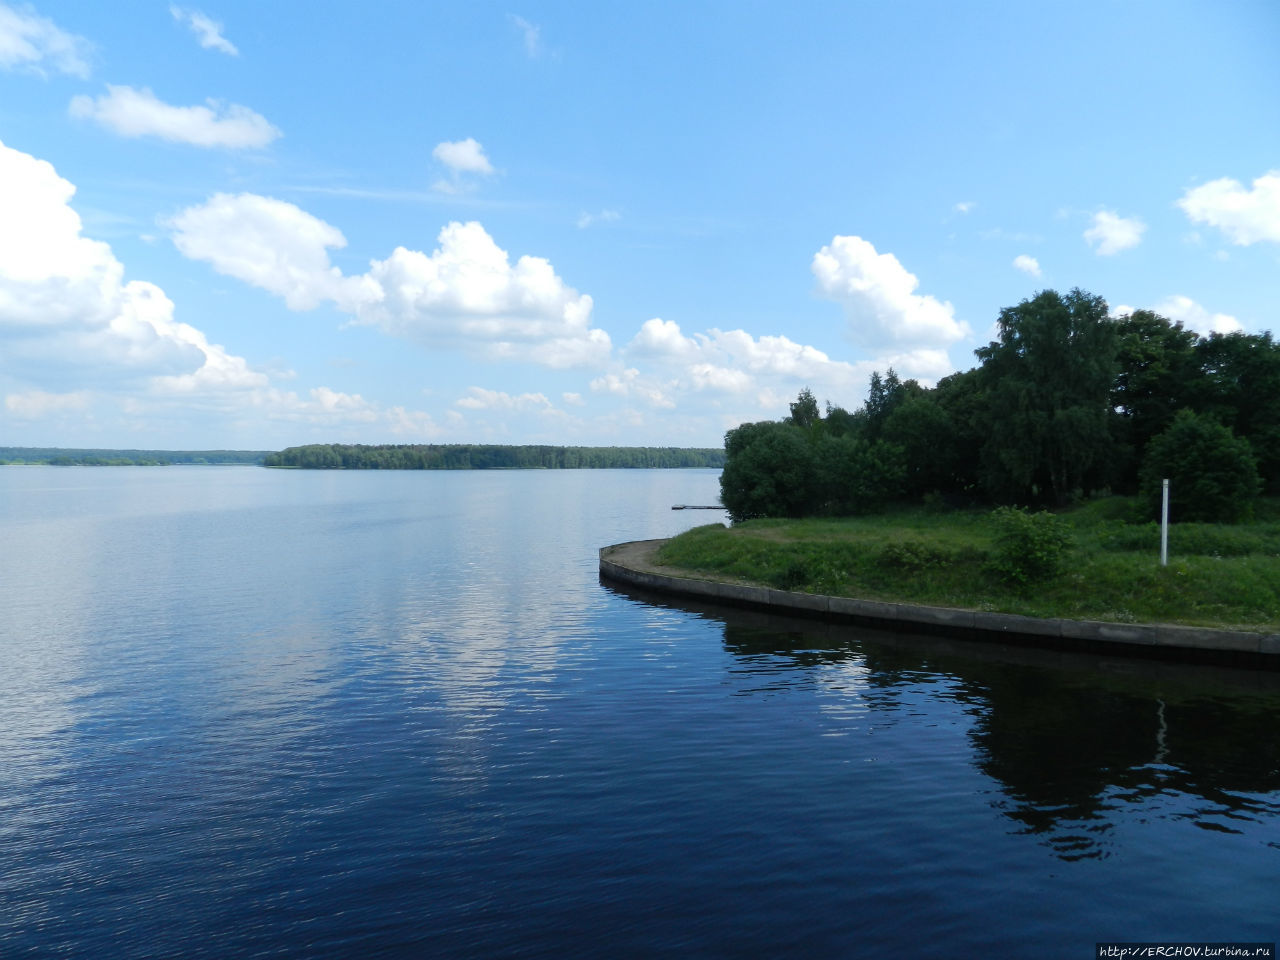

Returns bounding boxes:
[1,466,1276,958]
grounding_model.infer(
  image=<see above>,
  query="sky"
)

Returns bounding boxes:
[2,0,1279,451]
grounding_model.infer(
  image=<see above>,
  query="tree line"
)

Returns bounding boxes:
[0,447,269,465]
[721,288,1278,523]
[264,444,726,470]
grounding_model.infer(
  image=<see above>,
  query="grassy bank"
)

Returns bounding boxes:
[655,497,1280,632]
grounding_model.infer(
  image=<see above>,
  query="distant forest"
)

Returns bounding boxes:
[264,444,726,470]
[0,447,269,466]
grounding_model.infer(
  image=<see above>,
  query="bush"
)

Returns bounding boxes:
[1140,410,1262,523]
[989,506,1072,585]
[879,540,954,571]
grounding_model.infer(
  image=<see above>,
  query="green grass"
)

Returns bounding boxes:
[655,497,1280,632]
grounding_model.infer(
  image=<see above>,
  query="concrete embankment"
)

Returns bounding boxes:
[599,539,1280,667]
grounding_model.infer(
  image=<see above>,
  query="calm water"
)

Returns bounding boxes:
[1,466,1277,958]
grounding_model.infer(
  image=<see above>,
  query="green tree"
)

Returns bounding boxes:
[1191,331,1280,493]
[1140,409,1261,523]
[881,392,958,499]
[1110,309,1200,489]
[975,288,1119,505]
[787,387,821,430]
[813,433,905,514]
[719,421,820,521]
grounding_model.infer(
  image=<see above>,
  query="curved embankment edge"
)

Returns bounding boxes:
[599,539,1280,665]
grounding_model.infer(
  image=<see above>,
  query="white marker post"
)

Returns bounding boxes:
[1160,478,1169,567]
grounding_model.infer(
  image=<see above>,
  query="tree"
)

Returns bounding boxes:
[881,392,957,499]
[813,433,905,515]
[975,288,1119,505]
[1191,331,1280,493]
[1110,309,1200,489]
[1140,410,1261,523]
[787,387,821,430]
[719,421,820,521]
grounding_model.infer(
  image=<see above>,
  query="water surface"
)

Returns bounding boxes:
[1,467,1276,957]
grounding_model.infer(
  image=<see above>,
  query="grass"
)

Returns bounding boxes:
[654,496,1280,632]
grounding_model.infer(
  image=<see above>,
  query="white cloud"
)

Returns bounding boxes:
[455,387,553,411]
[1083,210,1146,255]
[1177,170,1280,246]
[433,138,495,175]
[431,138,496,194]
[589,367,675,409]
[169,196,612,369]
[0,140,455,443]
[605,312,958,428]
[953,201,975,214]
[69,85,280,149]
[509,14,542,58]
[358,222,609,367]
[811,235,968,351]
[562,391,584,406]
[0,138,263,396]
[5,389,90,417]
[577,209,620,229]
[1151,295,1243,336]
[170,6,238,56]
[169,193,374,310]
[0,2,90,77]
[1012,254,1041,277]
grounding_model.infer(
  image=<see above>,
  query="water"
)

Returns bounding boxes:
[1,466,1277,958]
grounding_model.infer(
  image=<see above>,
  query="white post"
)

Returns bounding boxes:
[1160,478,1169,566]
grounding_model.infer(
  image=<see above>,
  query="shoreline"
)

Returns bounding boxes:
[599,538,1280,667]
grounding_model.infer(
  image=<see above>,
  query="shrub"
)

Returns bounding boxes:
[988,506,1072,585]
[1140,410,1262,523]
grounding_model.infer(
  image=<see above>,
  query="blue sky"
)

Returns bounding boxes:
[2,0,1278,450]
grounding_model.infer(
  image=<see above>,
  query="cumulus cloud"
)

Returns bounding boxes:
[812,235,968,351]
[604,310,958,427]
[169,193,374,310]
[1177,170,1280,246]
[69,85,280,149]
[432,138,495,193]
[0,138,263,398]
[589,367,676,409]
[635,315,954,398]
[0,140,452,442]
[357,222,609,367]
[455,387,553,411]
[0,2,90,77]
[624,320,849,401]
[1151,295,1243,336]
[169,196,612,369]
[1083,210,1146,255]
[433,138,494,175]
[1012,254,1041,277]
[169,6,238,55]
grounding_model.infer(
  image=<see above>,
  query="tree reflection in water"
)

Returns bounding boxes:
[608,581,1280,861]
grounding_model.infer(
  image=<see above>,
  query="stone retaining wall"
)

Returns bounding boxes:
[599,539,1280,665]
